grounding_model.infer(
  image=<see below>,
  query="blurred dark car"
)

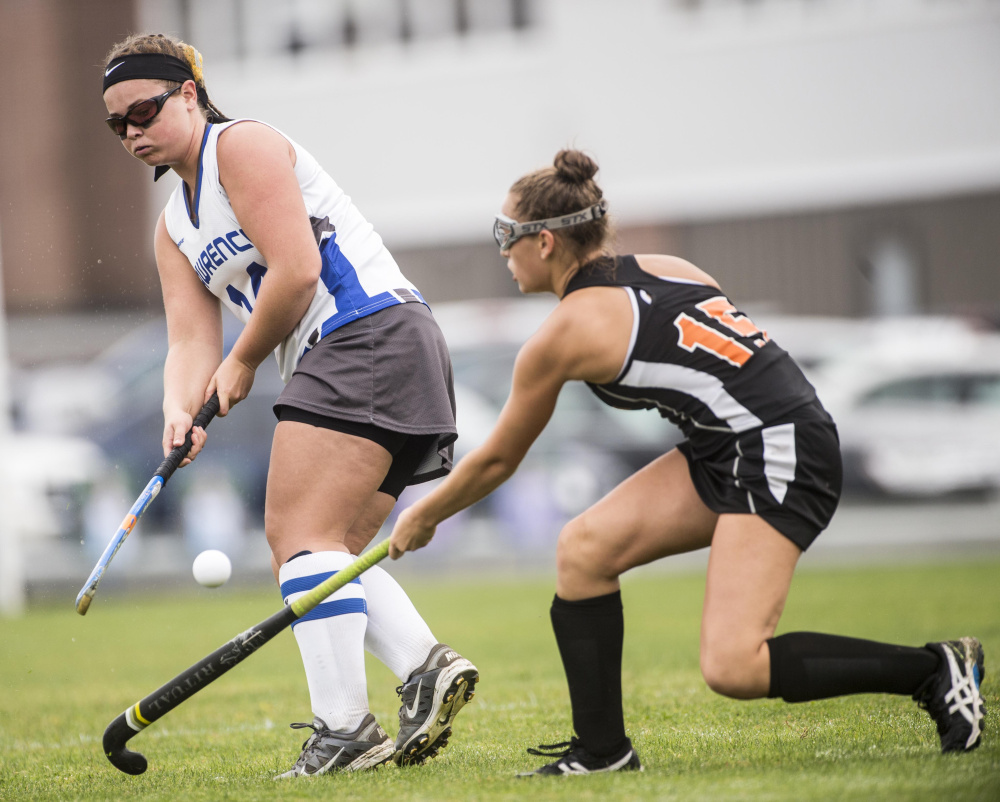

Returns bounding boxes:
[16,297,686,538]
[16,316,284,529]
[96,318,285,527]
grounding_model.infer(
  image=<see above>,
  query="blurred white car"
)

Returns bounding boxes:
[3,431,107,539]
[810,318,1000,497]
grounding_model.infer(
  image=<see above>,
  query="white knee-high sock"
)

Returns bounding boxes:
[279,551,369,733]
[361,565,439,682]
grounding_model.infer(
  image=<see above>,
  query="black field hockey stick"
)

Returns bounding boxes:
[102,538,391,775]
[75,393,221,615]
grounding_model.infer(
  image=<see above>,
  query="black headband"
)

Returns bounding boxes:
[102,53,194,92]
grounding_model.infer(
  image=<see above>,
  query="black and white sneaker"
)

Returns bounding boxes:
[518,737,642,776]
[275,713,394,777]
[393,643,479,766]
[913,637,986,753]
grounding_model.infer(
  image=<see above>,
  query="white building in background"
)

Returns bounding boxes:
[3,0,998,607]
[137,0,1000,315]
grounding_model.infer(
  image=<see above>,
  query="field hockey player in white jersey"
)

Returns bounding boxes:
[389,150,986,775]
[102,33,478,776]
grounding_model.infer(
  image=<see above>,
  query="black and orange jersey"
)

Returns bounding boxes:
[564,255,819,457]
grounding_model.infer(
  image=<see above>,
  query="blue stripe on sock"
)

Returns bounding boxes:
[290,597,368,629]
[280,570,361,600]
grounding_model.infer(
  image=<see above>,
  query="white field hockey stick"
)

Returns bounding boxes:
[102,538,391,774]
[75,393,220,615]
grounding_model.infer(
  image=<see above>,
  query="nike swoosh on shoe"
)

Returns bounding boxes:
[404,679,423,719]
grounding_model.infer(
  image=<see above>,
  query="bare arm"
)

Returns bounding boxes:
[155,210,223,461]
[388,290,632,559]
[210,122,321,414]
[388,333,564,558]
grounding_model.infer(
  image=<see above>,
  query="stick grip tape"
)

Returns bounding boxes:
[153,393,220,480]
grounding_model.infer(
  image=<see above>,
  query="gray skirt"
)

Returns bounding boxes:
[274,302,458,483]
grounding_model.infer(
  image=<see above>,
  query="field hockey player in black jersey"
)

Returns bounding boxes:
[388,149,986,775]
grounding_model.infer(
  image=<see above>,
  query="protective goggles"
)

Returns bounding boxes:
[493,199,609,251]
[105,85,182,138]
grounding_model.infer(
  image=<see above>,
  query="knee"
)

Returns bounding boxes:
[556,517,591,578]
[263,503,285,545]
[700,640,763,700]
[263,502,303,560]
[555,516,618,583]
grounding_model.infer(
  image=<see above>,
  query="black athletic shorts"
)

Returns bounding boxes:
[677,401,842,550]
[275,406,437,499]
[274,303,457,495]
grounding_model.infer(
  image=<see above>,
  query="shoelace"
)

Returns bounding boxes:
[942,648,981,724]
[288,720,323,755]
[527,738,578,757]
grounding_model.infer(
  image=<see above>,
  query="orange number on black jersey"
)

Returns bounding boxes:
[674,298,767,367]
[675,314,754,366]
[696,297,768,339]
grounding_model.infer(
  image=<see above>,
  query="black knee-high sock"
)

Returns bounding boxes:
[550,591,627,757]
[767,632,941,702]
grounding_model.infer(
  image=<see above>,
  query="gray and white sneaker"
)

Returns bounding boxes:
[394,643,479,766]
[275,713,394,778]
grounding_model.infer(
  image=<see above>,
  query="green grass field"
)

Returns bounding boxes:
[2,559,998,801]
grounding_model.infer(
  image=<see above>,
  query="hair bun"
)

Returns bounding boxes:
[553,149,598,185]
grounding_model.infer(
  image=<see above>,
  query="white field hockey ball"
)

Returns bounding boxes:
[192,549,232,587]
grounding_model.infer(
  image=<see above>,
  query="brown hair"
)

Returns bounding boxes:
[510,149,613,258]
[105,33,231,123]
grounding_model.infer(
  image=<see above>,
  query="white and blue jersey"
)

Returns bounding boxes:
[162,119,424,383]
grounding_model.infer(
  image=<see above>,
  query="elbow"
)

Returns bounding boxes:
[476,449,520,487]
[276,250,321,294]
[278,255,321,309]
[296,272,320,301]
[297,252,322,290]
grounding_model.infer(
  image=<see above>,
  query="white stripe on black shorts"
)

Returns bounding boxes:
[677,401,842,550]
[274,302,458,489]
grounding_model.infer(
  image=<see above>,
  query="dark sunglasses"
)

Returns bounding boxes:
[105,86,182,139]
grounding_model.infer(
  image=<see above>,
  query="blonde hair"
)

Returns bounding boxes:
[105,33,229,123]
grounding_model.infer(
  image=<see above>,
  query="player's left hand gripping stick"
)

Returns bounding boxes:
[75,393,220,615]
[102,539,391,775]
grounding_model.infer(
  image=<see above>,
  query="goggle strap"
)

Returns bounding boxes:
[500,199,609,246]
